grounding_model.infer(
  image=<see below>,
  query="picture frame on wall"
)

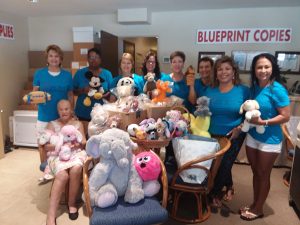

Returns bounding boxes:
[275,51,300,74]
[232,51,268,73]
[198,51,225,72]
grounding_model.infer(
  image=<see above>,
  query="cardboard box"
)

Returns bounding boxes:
[72,26,100,43]
[146,106,172,120]
[71,61,89,76]
[107,110,147,131]
[73,42,100,61]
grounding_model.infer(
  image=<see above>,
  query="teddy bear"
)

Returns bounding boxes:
[85,128,145,208]
[194,96,212,117]
[143,72,156,98]
[83,71,105,106]
[239,100,265,134]
[88,103,109,137]
[116,77,136,98]
[155,118,171,140]
[50,125,83,161]
[134,151,161,197]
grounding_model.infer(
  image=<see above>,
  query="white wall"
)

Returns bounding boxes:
[28,7,300,85]
[0,12,29,137]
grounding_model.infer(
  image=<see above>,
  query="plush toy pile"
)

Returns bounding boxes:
[85,128,160,208]
[88,104,120,137]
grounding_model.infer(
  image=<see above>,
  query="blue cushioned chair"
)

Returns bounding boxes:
[168,137,230,223]
[82,150,169,225]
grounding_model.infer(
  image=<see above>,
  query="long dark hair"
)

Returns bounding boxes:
[141,51,161,79]
[250,53,283,87]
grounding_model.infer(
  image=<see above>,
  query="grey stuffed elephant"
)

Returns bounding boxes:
[86,128,144,208]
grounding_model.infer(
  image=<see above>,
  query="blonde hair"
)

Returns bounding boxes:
[45,44,64,62]
[120,53,134,66]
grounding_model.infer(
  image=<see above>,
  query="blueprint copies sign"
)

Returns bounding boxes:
[197,28,292,44]
[0,22,14,40]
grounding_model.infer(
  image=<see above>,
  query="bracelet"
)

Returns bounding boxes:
[264,120,269,127]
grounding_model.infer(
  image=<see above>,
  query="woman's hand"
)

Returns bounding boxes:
[226,125,242,140]
[44,144,56,152]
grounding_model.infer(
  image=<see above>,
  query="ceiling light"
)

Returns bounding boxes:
[28,0,39,3]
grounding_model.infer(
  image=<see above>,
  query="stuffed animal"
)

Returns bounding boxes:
[143,72,156,97]
[116,77,135,98]
[127,124,147,140]
[194,96,212,117]
[239,100,265,134]
[185,96,212,138]
[38,129,59,146]
[171,119,188,138]
[155,118,171,140]
[23,91,51,104]
[50,125,83,161]
[83,71,105,106]
[152,80,172,103]
[88,104,109,137]
[85,128,145,208]
[134,151,161,197]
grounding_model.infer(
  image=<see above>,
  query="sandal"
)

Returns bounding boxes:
[239,205,250,214]
[223,187,234,201]
[240,210,264,221]
[211,197,222,208]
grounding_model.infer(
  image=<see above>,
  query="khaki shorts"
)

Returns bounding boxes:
[246,134,282,153]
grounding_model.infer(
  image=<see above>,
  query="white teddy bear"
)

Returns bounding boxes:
[239,100,265,134]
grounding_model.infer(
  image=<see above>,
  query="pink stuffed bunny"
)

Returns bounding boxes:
[49,125,83,161]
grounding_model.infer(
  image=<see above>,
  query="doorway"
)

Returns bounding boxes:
[121,37,158,75]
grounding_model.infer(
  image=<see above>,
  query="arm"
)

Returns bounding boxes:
[187,75,196,105]
[251,106,290,126]
[78,121,87,147]
[68,90,74,108]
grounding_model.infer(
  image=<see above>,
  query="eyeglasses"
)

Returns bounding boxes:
[146,60,156,65]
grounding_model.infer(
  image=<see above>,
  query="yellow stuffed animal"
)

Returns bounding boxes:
[23,91,51,104]
[182,113,211,138]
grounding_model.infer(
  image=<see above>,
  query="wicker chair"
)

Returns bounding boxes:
[168,137,231,223]
[82,150,169,225]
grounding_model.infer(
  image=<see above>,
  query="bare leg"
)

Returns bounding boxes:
[46,170,69,225]
[250,151,278,214]
[68,165,82,213]
[246,146,259,209]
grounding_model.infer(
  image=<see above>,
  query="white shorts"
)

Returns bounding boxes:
[36,120,48,139]
[246,134,282,153]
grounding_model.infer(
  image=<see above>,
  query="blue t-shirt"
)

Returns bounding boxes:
[112,74,145,95]
[161,74,195,113]
[204,85,250,136]
[33,67,73,122]
[194,79,209,98]
[73,67,113,120]
[249,81,290,144]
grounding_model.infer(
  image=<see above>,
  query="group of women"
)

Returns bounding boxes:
[33,44,290,224]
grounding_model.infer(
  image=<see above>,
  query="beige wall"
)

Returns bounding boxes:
[0,12,29,137]
[28,7,300,87]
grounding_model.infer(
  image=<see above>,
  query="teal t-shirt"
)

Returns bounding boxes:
[161,74,195,113]
[249,81,290,144]
[204,85,250,135]
[194,79,209,98]
[112,74,145,95]
[33,67,73,122]
[73,67,113,120]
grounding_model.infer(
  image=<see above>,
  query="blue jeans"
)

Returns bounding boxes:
[210,132,246,197]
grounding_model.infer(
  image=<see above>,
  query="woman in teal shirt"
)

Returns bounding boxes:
[112,53,144,95]
[240,53,290,221]
[161,51,194,112]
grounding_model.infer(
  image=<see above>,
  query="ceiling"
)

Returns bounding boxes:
[0,0,300,17]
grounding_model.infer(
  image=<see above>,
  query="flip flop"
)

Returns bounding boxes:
[240,210,264,221]
[238,206,250,214]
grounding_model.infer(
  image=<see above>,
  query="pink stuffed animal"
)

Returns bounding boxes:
[49,125,83,161]
[134,151,161,197]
